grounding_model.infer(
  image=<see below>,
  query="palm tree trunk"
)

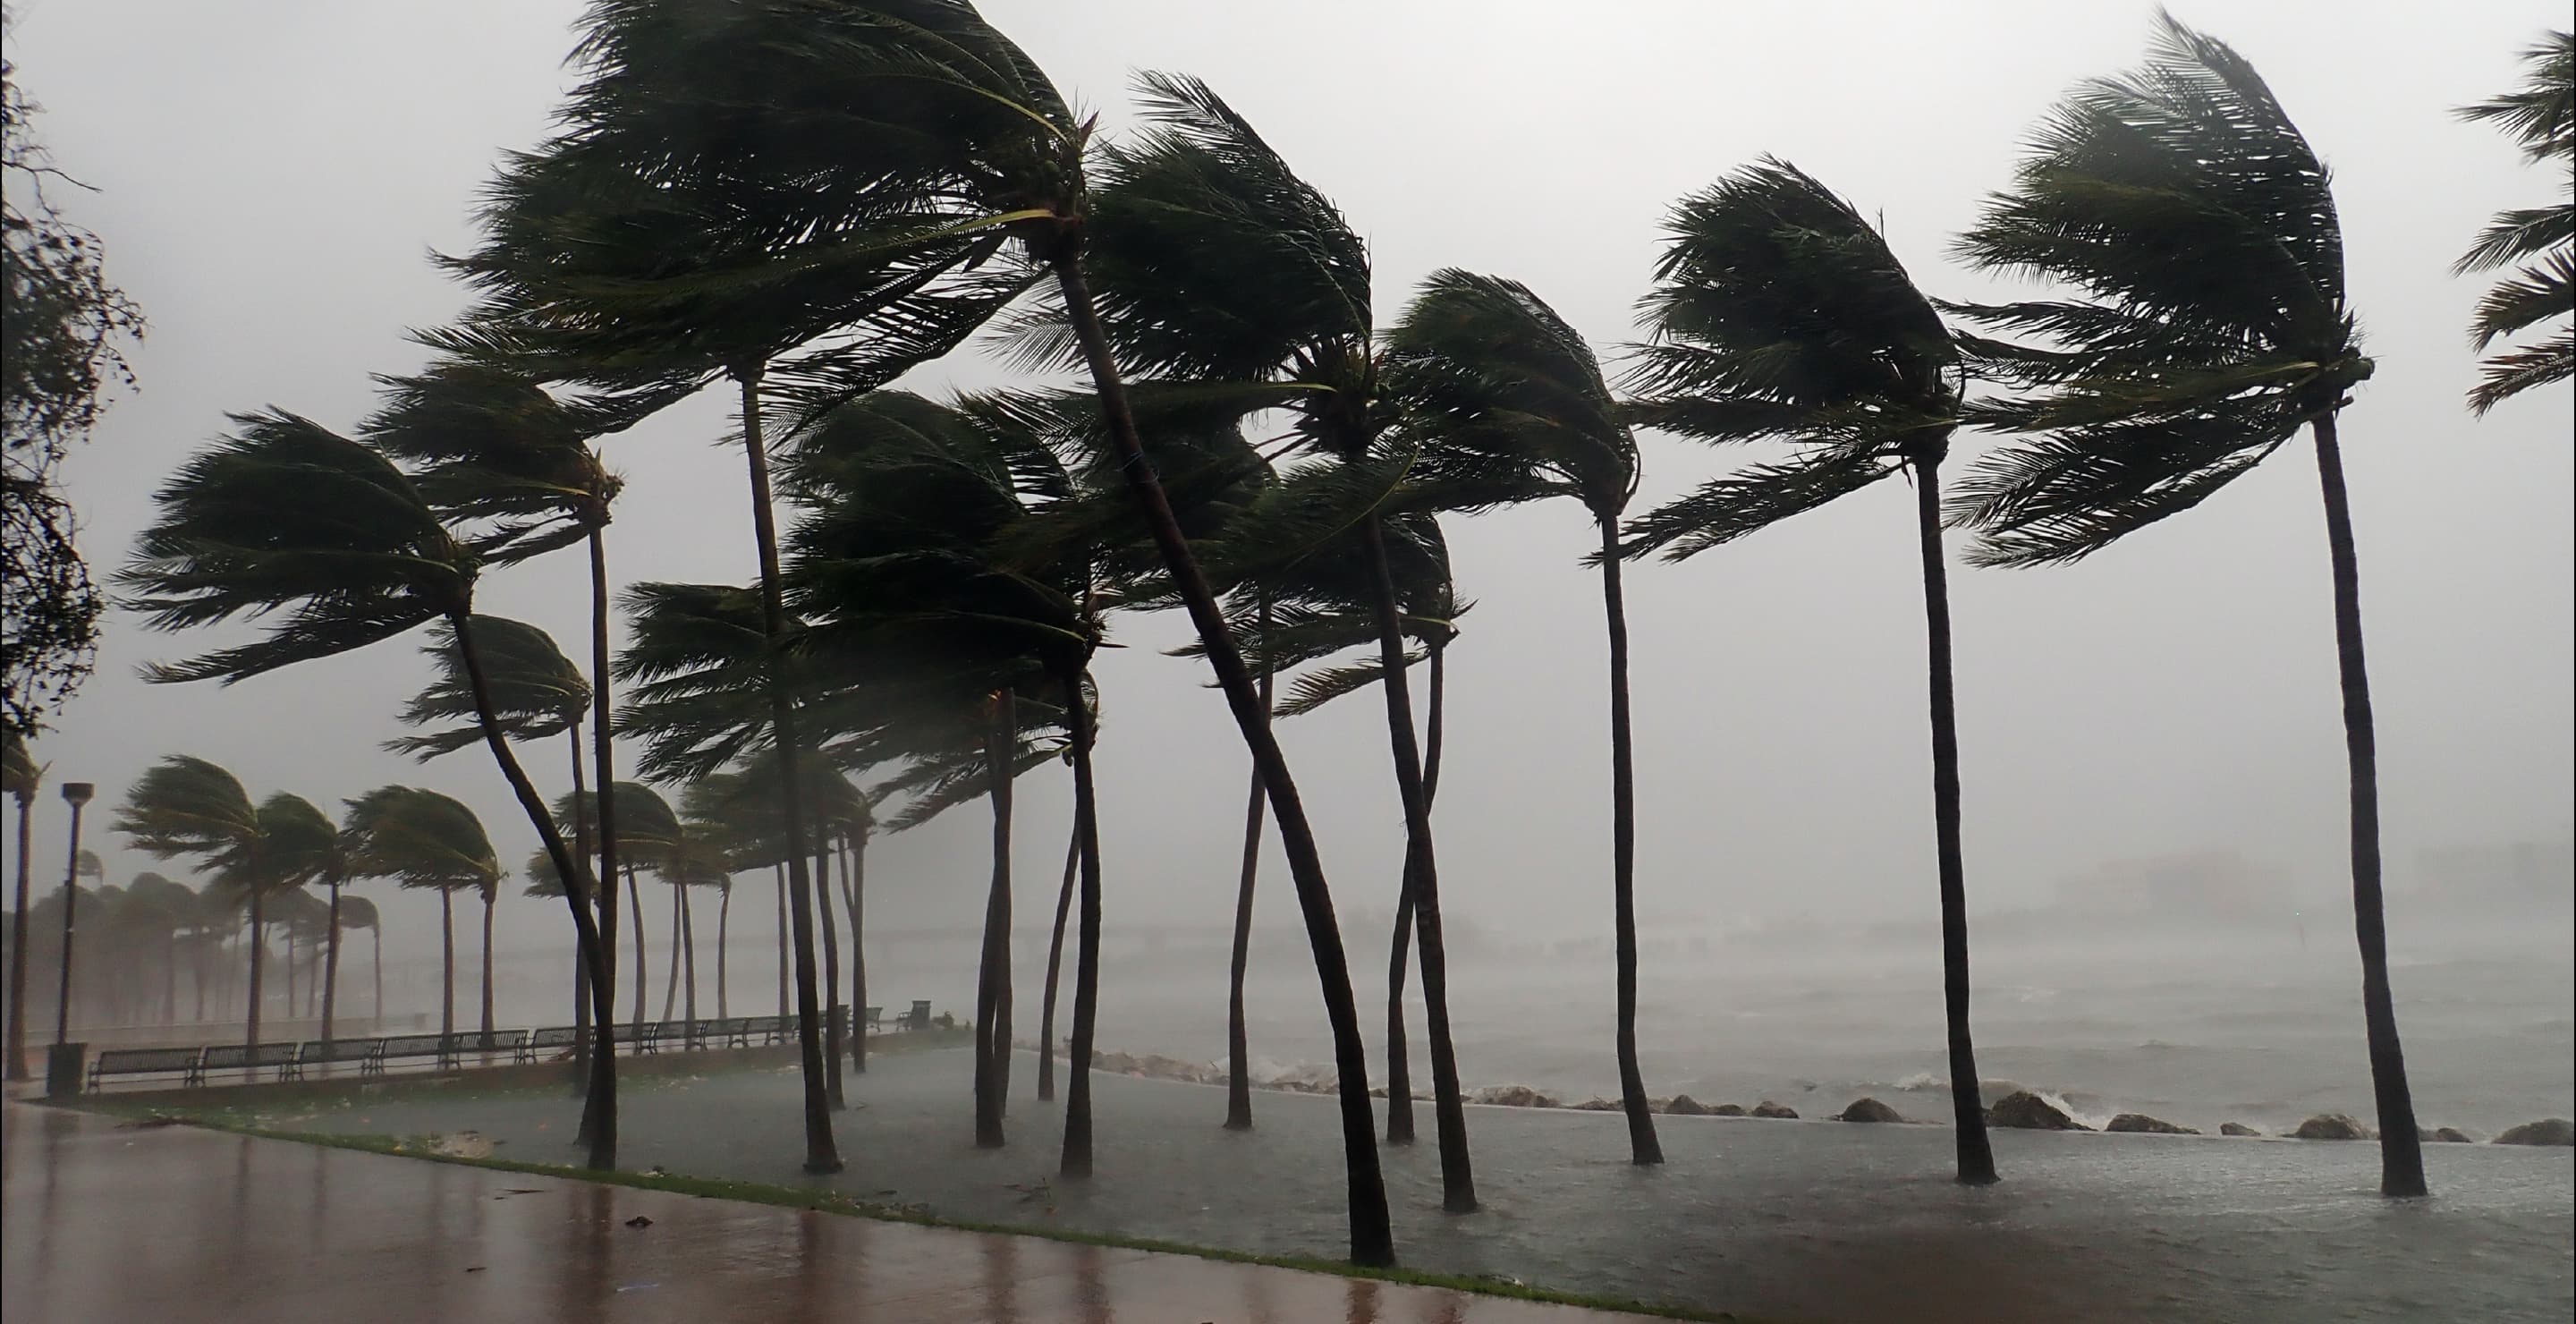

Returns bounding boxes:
[164,928,178,1024]
[716,882,732,1022]
[1226,593,1274,1132]
[679,883,699,1040]
[438,888,455,1041]
[736,365,841,1174]
[661,884,682,1023]
[844,846,864,1075]
[569,722,595,1102]
[284,921,298,1023]
[2309,413,2425,1197]
[1360,513,1475,1214]
[371,927,381,1023]
[774,865,788,1023]
[1060,666,1106,1177]
[1038,822,1076,1103]
[1599,524,1665,1165]
[973,692,1015,1150]
[479,885,497,1052]
[5,794,31,1080]
[320,878,342,1056]
[628,865,647,1036]
[450,604,617,1169]
[583,522,623,1152]
[1050,254,1394,1267]
[245,894,266,1058]
[1384,637,1449,1146]
[1912,454,1997,1186]
[815,836,844,1110]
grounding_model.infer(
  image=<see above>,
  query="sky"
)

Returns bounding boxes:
[3,0,2569,980]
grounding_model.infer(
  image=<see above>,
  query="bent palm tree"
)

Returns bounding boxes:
[4,726,38,1079]
[117,409,617,1167]
[346,786,502,1046]
[1387,269,1658,1163]
[2456,30,2574,413]
[1948,14,2422,1195]
[1625,158,1997,1184]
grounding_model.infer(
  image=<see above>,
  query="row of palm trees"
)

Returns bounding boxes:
[96,4,2569,1268]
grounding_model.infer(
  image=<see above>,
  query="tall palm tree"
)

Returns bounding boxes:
[261,794,349,1046]
[4,726,38,1080]
[119,409,617,1167]
[123,871,195,1023]
[1386,269,1659,1162]
[367,361,628,1120]
[1074,73,1476,1212]
[1623,158,1996,1184]
[1948,14,2425,1195]
[112,756,330,1059]
[335,894,383,1026]
[2456,30,2574,414]
[346,785,502,1047]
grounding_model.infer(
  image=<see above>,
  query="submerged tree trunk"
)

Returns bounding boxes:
[1360,514,1475,1213]
[738,366,841,1174]
[973,691,1016,1150]
[1911,454,1997,1186]
[1052,254,1393,1267]
[1038,823,1076,1103]
[816,836,844,1110]
[2309,413,2425,1198]
[1226,594,1274,1132]
[1599,525,1664,1165]
[1061,666,1107,1177]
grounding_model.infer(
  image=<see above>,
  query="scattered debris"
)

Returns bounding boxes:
[624,1215,654,1228]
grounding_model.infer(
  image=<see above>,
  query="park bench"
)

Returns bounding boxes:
[446,1028,529,1062]
[86,1046,207,1091]
[298,1038,381,1074]
[201,1041,302,1082]
[902,999,931,1031]
[525,1025,581,1063]
[741,1014,785,1046]
[629,1021,667,1054]
[705,1015,754,1048]
[861,1006,883,1033]
[371,1032,450,1074]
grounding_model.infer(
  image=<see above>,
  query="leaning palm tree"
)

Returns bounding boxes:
[4,726,39,1080]
[1623,157,1997,1184]
[453,4,1388,1246]
[346,785,502,1047]
[335,895,383,1025]
[123,871,196,1023]
[2456,30,2574,414]
[1948,14,2424,1195]
[1386,268,1658,1163]
[119,411,617,1166]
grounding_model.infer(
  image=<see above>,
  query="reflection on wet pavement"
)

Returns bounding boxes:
[0,1103,1658,1323]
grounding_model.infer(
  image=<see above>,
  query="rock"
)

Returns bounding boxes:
[1710,1103,1747,1116]
[2219,1122,2262,1137]
[1987,1091,2089,1131]
[1664,1094,1710,1116]
[2427,1126,2474,1144]
[2105,1113,2199,1135]
[1750,1101,1799,1119]
[1835,1098,1903,1124]
[2291,1114,2370,1141]
[1471,1084,1558,1109]
[1572,1098,1621,1111]
[2494,1118,2574,1147]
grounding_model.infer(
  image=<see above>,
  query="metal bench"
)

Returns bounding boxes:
[525,1025,582,1063]
[202,1041,302,1082]
[371,1032,450,1074]
[741,1014,786,1046]
[861,1006,883,1032]
[902,999,931,1031]
[452,1028,530,1061]
[298,1038,382,1074]
[87,1047,207,1091]
[628,1021,665,1054]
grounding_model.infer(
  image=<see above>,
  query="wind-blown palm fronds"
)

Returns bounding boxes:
[2456,30,2573,412]
[389,616,589,760]
[346,785,502,1043]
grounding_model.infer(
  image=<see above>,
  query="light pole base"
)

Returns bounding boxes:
[45,1042,84,1098]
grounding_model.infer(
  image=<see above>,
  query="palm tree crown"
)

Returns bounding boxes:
[2455,30,2573,413]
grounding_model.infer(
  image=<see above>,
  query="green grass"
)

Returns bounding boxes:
[83,1108,1750,1321]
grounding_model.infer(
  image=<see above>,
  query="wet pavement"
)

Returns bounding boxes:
[0,1101,1665,1323]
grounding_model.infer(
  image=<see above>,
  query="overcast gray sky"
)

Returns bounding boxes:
[4,0,2569,971]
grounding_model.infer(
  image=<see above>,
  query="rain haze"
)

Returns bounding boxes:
[3,3,2572,1320]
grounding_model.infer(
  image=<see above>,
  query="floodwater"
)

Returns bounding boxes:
[275,1046,2576,1324]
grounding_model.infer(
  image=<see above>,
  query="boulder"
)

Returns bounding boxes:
[2426,1126,2475,1144]
[1835,1098,1903,1124]
[1664,1094,1711,1116]
[2494,1118,2574,1147]
[1750,1100,1799,1119]
[2105,1113,2199,1135]
[2219,1122,2262,1137]
[2291,1114,2370,1141]
[1987,1091,2089,1131]
[1572,1098,1621,1111]
[1472,1084,1558,1109]
[1710,1104,1748,1117]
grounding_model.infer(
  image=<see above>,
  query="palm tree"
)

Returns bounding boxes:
[4,725,39,1080]
[1623,157,1996,1184]
[119,407,618,1167]
[367,361,628,1118]
[346,785,502,1048]
[1948,14,2424,1195]
[2456,30,2573,414]
[123,871,196,1023]
[1385,269,1660,1161]
[261,794,349,1046]
[336,895,383,1026]
[112,756,331,1059]
[1074,73,1476,1213]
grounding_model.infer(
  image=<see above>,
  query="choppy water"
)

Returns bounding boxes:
[285,1046,2573,1323]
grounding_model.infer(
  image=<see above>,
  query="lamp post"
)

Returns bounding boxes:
[45,783,93,1097]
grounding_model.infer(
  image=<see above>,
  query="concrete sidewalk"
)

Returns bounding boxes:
[1,1102,1672,1323]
